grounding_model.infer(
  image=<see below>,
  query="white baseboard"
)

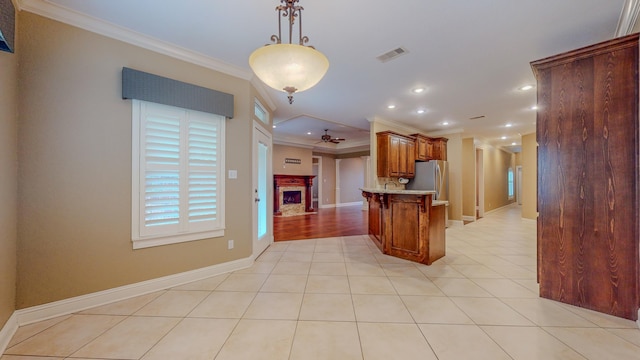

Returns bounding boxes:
[462,216,475,222]
[0,312,18,355]
[319,204,335,209]
[448,220,464,228]
[335,202,363,208]
[14,256,253,326]
[637,309,640,330]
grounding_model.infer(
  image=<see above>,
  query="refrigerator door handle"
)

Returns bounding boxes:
[435,163,441,200]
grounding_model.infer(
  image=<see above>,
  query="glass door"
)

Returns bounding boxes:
[253,124,272,257]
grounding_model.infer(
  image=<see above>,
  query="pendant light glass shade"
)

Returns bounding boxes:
[249,0,329,104]
[249,43,329,96]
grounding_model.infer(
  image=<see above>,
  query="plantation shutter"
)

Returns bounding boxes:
[187,111,220,230]
[135,101,224,240]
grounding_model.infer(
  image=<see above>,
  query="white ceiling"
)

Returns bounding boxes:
[40,0,629,152]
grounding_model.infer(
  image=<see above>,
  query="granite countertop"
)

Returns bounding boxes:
[360,188,436,195]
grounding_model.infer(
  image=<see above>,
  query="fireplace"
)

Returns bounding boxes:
[274,175,315,216]
[283,191,302,204]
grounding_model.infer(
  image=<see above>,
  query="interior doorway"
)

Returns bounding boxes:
[516,165,523,205]
[476,148,484,219]
[312,156,321,210]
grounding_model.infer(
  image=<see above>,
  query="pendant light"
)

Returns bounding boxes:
[249,0,329,104]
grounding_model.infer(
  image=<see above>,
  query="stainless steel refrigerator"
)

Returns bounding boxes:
[406,160,448,201]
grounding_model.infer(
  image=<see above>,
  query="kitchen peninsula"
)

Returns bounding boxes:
[361,188,446,265]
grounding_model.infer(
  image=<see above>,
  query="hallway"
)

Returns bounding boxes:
[3,205,640,359]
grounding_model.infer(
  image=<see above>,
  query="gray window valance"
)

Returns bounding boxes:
[121,67,234,119]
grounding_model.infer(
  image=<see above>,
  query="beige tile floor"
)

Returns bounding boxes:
[4,204,640,360]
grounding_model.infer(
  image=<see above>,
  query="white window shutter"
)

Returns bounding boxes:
[132,100,225,247]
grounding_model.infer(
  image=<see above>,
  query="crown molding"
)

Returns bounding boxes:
[17,0,253,80]
[616,0,640,37]
[367,116,422,135]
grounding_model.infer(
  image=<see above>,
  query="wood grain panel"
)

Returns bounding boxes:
[590,46,638,319]
[389,199,420,253]
[532,33,639,320]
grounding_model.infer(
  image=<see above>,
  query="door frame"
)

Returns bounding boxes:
[252,122,273,258]
[476,148,485,219]
[516,165,523,205]
[312,155,322,209]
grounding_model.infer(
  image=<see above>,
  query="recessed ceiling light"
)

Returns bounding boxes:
[501,136,507,140]
[512,142,517,146]
[519,85,534,91]
[412,87,425,93]
[272,125,277,128]
[387,105,396,109]
[442,122,449,126]
[306,132,312,135]
[530,105,538,110]
[505,123,512,127]
[417,109,425,114]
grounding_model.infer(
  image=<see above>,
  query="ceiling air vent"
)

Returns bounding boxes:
[469,115,486,120]
[376,47,409,63]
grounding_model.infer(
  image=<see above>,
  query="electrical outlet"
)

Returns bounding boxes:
[228,240,234,249]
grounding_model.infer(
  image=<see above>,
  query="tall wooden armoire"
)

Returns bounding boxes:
[531,33,639,321]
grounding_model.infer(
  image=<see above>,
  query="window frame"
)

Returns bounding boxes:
[131,100,225,249]
[507,167,514,200]
[254,98,269,125]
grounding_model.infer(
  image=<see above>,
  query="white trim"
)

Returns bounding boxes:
[18,0,252,80]
[0,312,18,355]
[484,203,515,216]
[616,0,640,37]
[335,159,342,204]
[312,155,322,208]
[252,121,273,258]
[637,309,640,329]
[132,229,225,249]
[14,257,252,326]
[319,203,336,209]
[462,216,476,222]
[448,220,464,228]
[335,201,363,208]
[250,77,277,112]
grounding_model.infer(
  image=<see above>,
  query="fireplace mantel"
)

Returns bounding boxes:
[274,175,315,216]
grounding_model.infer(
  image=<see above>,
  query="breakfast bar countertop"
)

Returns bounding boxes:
[359,187,436,195]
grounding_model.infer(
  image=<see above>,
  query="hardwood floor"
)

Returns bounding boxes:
[274,205,368,241]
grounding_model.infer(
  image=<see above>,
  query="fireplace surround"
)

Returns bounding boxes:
[274,175,315,216]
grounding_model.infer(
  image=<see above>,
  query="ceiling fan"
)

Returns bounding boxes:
[319,129,345,144]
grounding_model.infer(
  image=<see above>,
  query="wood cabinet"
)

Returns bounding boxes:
[531,33,639,321]
[410,133,447,161]
[431,137,448,161]
[412,133,433,161]
[377,131,416,178]
[362,190,445,265]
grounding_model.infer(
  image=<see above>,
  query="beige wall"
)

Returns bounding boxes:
[461,138,475,218]
[482,146,515,212]
[521,132,537,219]
[445,133,463,222]
[337,157,365,204]
[15,12,254,308]
[273,144,313,175]
[320,154,336,206]
[0,22,18,327]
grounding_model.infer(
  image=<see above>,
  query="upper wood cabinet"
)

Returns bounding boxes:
[531,33,639,321]
[431,137,448,161]
[377,131,416,178]
[411,133,433,161]
[410,133,447,161]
